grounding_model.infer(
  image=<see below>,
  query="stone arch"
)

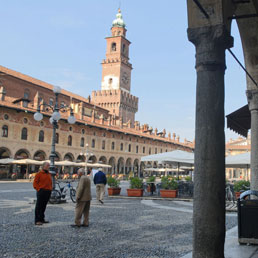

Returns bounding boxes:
[88,155,97,164]
[133,159,140,175]
[33,150,46,161]
[117,157,125,174]
[64,153,74,161]
[99,156,107,164]
[76,154,85,162]
[125,158,132,174]
[55,152,61,161]
[15,149,30,159]
[108,157,116,174]
[0,147,12,159]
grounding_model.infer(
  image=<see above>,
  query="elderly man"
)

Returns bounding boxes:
[71,168,92,228]
[33,162,52,226]
[93,168,107,204]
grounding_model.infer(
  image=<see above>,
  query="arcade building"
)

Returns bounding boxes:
[0,9,193,177]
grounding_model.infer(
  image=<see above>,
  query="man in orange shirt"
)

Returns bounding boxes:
[33,162,52,225]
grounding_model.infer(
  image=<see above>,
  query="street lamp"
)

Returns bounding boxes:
[33,86,76,190]
[80,143,93,174]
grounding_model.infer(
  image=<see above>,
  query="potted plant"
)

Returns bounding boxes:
[160,176,178,198]
[107,177,121,196]
[127,177,143,197]
[234,180,250,199]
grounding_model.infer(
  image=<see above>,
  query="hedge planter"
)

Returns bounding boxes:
[108,187,121,196]
[160,189,177,198]
[127,189,144,197]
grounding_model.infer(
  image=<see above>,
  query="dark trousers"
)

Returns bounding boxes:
[35,189,51,223]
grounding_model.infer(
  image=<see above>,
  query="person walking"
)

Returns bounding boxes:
[33,162,52,226]
[71,168,92,228]
[93,168,107,204]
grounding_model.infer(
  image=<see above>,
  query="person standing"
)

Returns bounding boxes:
[93,168,107,204]
[71,168,92,228]
[33,162,52,226]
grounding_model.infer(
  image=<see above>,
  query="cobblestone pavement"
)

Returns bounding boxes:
[0,182,237,258]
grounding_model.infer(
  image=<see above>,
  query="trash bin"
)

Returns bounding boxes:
[238,190,258,244]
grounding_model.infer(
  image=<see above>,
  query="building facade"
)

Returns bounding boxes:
[0,9,193,177]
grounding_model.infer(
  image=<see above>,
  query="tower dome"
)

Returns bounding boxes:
[112,9,126,28]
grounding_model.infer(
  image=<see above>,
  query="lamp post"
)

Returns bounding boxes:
[80,143,93,174]
[33,86,76,189]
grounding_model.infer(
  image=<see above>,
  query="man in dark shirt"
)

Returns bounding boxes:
[93,169,107,204]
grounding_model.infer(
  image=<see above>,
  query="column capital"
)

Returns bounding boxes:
[188,25,233,72]
[246,89,258,111]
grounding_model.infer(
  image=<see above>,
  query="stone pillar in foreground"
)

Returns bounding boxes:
[247,90,258,192]
[188,25,233,258]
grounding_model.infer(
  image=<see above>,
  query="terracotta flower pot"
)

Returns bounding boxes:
[127,189,144,197]
[160,189,177,198]
[235,192,241,199]
[108,187,121,196]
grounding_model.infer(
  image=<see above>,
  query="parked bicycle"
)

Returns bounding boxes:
[49,180,76,204]
[225,183,236,204]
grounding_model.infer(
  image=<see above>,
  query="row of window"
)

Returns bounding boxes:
[1,125,168,153]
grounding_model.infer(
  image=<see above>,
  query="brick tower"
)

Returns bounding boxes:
[92,9,138,126]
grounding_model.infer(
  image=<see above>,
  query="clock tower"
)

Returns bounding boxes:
[92,9,138,126]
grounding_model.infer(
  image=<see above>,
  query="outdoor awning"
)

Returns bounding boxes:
[226,104,250,137]
[141,150,194,167]
[226,152,250,168]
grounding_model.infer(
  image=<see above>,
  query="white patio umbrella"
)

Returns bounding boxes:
[226,152,250,168]
[10,159,43,165]
[0,158,14,164]
[141,150,194,167]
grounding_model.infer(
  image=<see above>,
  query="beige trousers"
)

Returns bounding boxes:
[74,201,91,226]
[96,184,105,201]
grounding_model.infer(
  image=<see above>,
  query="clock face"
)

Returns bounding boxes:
[122,72,129,85]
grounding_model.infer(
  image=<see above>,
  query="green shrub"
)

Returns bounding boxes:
[161,176,178,190]
[185,176,192,182]
[147,176,156,183]
[107,177,120,188]
[130,177,143,189]
[234,180,250,192]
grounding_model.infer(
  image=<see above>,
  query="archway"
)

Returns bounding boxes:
[33,150,46,161]
[76,155,85,162]
[133,159,139,176]
[99,156,107,164]
[0,147,11,159]
[117,157,125,174]
[14,149,30,178]
[88,155,97,164]
[15,149,30,159]
[108,157,116,174]
[64,153,74,161]
[125,158,132,175]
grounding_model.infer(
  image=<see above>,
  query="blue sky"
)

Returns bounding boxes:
[0,1,247,141]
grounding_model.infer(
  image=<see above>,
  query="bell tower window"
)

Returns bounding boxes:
[109,78,113,85]
[111,42,116,52]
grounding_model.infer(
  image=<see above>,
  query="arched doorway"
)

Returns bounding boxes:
[76,155,85,162]
[0,147,11,159]
[133,159,139,176]
[14,149,30,178]
[15,149,30,159]
[64,153,74,161]
[99,156,107,164]
[117,157,125,174]
[125,158,132,175]
[33,150,46,161]
[0,147,12,179]
[108,157,116,174]
[88,155,97,164]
